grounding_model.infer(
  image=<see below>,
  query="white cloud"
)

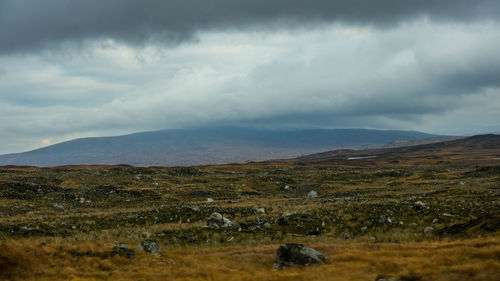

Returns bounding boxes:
[1,19,499,153]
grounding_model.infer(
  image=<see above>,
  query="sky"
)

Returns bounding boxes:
[1,0,500,154]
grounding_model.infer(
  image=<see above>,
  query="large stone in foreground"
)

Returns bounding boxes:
[274,243,329,269]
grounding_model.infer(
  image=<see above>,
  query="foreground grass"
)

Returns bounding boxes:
[2,237,500,281]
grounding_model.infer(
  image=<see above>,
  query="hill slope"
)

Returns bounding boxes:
[0,127,436,167]
[295,134,500,167]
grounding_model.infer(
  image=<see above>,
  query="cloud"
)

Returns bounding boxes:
[1,0,499,54]
[1,19,499,154]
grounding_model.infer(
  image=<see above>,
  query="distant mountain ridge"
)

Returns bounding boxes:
[294,134,500,167]
[0,127,438,167]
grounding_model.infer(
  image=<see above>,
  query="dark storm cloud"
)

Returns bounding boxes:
[1,0,499,54]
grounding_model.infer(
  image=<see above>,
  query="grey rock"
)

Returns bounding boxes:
[308,190,318,198]
[341,231,352,239]
[274,243,329,269]
[141,231,152,239]
[52,203,65,211]
[136,240,161,255]
[424,226,434,233]
[255,207,266,214]
[111,242,135,258]
[206,212,233,228]
[414,201,426,210]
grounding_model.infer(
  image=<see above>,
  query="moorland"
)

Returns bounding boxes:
[1,135,499,281]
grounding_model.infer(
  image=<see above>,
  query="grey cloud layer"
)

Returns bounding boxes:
[1,0,500,54]
[1,21,499,154]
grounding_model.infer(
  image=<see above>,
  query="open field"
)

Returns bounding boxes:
[1,154,499,280]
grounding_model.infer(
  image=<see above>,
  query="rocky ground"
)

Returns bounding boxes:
[0,163,499,280]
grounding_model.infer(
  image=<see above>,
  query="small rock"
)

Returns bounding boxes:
[207,198,214,202]
[141,232,152,239]
[255,207,266,214]
[52,203,65,211]
[274,244,329,269]
[341,232,352,239]
[79,198,86,204]
[206,212,233,228]
[136,240,161,255]
[414,201,426,208]
[111,242,135,258]
[307,190,318,198]
[424,226,434,233]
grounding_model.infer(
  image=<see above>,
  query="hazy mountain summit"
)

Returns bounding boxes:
[0,127,437,167]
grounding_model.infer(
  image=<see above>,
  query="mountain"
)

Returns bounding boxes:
[382,136,464,148]
[295,134,500,167]
[0,127,438,167]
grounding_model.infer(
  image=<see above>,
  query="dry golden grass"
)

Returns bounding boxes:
[1,237,500,281]
[1,157,499,280]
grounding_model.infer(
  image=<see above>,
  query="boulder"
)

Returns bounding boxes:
[424,226,434,233]
[255,207,266,214]
[308,190,318,198]
[52,203,65,211]
[341,231,352,239]
[111,242,135,258]
[274,243,329,269]
[413,201,426,210]
[206,212,233,228]
[136,240,161,255]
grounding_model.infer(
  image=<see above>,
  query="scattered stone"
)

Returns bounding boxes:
[255,207,266,214]
[207,198,214,202]
[414,201,426,208]
[375,274,422,281]
[274,243,329,269]
[424,226,434,233]
[341,231,352,239]
[136,240,161,255]
[308,190,318,198]
[52,203,65,211]
[111,242,135,258]
[206,212,233,228]
[141,232,152,239]
[79,197,86,204]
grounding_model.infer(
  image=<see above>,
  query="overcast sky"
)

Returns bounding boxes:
[1,0,500,154]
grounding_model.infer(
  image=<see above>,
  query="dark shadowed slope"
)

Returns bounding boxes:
[295,134,500,167]
[0,127,437,167]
